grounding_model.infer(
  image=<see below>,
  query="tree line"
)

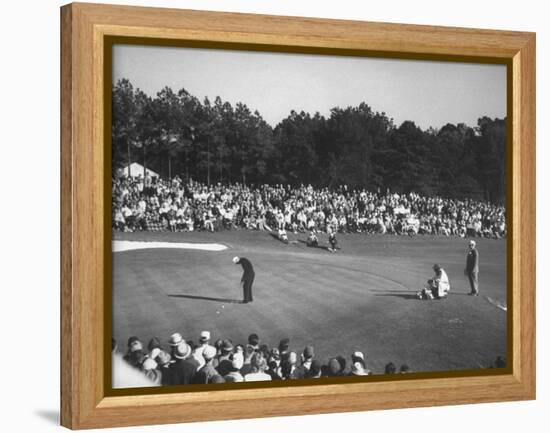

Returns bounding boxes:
[112,78,506,203]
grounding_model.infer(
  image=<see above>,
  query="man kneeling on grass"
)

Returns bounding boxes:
[417,263,450,300]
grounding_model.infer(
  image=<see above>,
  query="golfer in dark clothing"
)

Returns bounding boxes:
[233,256,255,303]
[465,240,479,296]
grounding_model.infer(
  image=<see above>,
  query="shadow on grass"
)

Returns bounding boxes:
[168,294,243,304]
[296,239,332,251]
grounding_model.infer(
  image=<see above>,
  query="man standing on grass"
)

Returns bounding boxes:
[233,256,255,303]
[465,239,479,296]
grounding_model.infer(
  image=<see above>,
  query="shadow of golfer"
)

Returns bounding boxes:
[168,294,244,304]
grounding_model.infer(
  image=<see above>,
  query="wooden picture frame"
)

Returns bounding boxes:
[61,2,535,429]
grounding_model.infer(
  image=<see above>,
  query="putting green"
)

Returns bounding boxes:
[112,230,507,374]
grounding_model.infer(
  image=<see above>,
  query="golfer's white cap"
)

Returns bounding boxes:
[469,240,476,246]
[232,256,240,264]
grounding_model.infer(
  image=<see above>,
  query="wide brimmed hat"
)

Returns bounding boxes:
[221,339,234,352]
[202,345,217,360]
[168,333,184,347]
[174,342,192,359]
[351,351,364,363]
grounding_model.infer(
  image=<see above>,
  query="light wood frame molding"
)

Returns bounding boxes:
[61,2,535,429]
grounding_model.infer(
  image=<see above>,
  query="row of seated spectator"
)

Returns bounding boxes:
[112,175,506,238]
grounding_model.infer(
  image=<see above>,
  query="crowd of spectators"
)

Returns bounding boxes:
[112,331,410,387]
[112,174,506,238]
[112,331,506,387]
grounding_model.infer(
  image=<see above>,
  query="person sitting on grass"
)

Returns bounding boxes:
[417,263,450,300]
[306,231,318,247]
[278,227,289,244]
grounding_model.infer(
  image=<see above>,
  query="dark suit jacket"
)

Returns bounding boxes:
[238,257,255,281]
[169,359,198,385]
[466,248,479,273]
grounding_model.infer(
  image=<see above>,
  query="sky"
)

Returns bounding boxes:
[113,44,506,130]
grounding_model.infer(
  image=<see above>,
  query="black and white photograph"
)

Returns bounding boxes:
[110,44,508,389]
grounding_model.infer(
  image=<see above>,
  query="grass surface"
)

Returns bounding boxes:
[113,230,507,374]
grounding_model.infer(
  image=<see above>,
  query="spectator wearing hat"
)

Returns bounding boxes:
[465,240,480,296]
[155,350,176,386]
[141,357,161,385]
[233,256,255,303]
[193,330,214,369]
[169,341,197,385]
[215,339,234,377]
[192,345,219,384]
[168,332,184,357]
[224,353,245,383]
[244,353,271,382]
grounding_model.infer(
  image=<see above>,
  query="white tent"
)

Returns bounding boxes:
[121,162,159,179]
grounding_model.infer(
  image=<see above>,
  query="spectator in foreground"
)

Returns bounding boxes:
[307,360,322,379]
[384,362,397,374]
[224,353,245,383]
[170,341,197,385]
[193,346,218,384]
[244,353,271,382]
[400,364,411,374]
[155,350,175,386]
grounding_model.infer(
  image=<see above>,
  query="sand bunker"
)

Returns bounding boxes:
[113,240,228,253]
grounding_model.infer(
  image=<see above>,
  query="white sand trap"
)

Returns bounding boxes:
[113,240,228,252]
